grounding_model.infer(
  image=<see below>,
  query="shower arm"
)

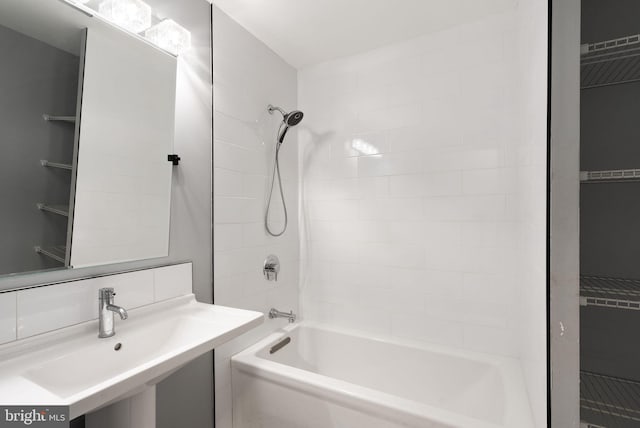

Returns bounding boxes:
[268,104,287,117]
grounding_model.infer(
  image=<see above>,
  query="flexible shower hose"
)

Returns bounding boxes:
[265,123,288,237]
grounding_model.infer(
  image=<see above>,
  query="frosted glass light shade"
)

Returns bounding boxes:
[145,19,191,55]
[99,0,152,33]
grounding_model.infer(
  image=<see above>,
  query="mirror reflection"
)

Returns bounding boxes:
[0,0,177,277]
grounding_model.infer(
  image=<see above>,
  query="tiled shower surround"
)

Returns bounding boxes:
[298,5,546,426]
[213,2,547,427]
[300,15,523,355]
[212,7,299,427]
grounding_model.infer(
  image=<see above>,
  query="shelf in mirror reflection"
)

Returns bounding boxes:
[42,114,76,123]
[0,0,178,281]
[40,160,73,171]
[37,204,70,217]
[34,246,67,264]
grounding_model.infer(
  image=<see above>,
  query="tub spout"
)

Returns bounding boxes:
[269,308,296,323]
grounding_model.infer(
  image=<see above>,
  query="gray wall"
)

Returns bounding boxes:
[151,2,213,427]
[0,24,78,275]
[551,0,581,426]
[0,1,213,427]
[580,0,640,386]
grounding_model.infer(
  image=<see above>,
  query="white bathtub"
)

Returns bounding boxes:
[232,323,534,428]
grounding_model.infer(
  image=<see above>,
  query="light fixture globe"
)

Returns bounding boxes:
[98,0,152,34]
[145,19,191,56]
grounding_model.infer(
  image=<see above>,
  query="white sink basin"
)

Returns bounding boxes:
[0,295,263,418]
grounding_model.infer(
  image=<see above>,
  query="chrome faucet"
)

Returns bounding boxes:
[269,308,296,323]
[98,288,128,338]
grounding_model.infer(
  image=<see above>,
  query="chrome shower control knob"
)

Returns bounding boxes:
[263,255,280,281]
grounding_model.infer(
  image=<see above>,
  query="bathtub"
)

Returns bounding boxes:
[232,323,534,428]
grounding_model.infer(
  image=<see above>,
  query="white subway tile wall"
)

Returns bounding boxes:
[211,3,547,426]
[212,7,300,428]
[0,263,192,342]
[153,263,192,302]
[298,5,546,375]
[515,2,549,426]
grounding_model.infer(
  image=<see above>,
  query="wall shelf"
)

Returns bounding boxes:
[581,371,640,426]
[581,169,640,183]
[581,33,640,89]
[34,245,66,264]
[37,203,69,217]
[580,276,640,310]
[42,114,76,123]
[40,160,72,171]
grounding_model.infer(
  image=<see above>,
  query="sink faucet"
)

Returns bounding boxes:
[269,308,296,323]
[98,288,128,338]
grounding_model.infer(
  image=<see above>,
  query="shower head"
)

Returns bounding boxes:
[284,110,304,126]
[268,104,305,144]
[268,104,304,127]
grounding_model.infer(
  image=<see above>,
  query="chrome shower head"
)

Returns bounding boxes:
[268,104,304,127]
[284,110,304,126]
[268,104,305,144]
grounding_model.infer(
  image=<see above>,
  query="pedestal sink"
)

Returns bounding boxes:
[0,295,263,420]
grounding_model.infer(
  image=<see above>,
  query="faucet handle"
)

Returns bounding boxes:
[99,287,115,300]
[263,255,280,282]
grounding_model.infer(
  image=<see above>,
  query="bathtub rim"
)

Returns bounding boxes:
[232,322,534,428]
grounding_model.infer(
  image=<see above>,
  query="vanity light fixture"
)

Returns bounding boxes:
[98,0,152,33]
[144,19,191,55]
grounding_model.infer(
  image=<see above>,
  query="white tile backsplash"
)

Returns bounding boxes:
[2,263,191,341]
[153,263,193,302]
[17,279,101,339]
[94,269,155,309]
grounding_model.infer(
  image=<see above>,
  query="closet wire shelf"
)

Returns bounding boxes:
[581,34,640,89]
[581,371,640,426]
[581,169,640,183]
[580,276,640,310]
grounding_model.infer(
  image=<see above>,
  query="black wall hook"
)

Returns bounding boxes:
[167,154,181,165]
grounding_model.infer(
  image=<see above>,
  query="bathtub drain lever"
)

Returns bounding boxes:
[269,337,291,354]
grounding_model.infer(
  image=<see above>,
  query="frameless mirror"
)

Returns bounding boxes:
[0,0,177,277]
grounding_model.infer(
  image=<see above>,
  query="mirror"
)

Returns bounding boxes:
[0,0,177,277]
